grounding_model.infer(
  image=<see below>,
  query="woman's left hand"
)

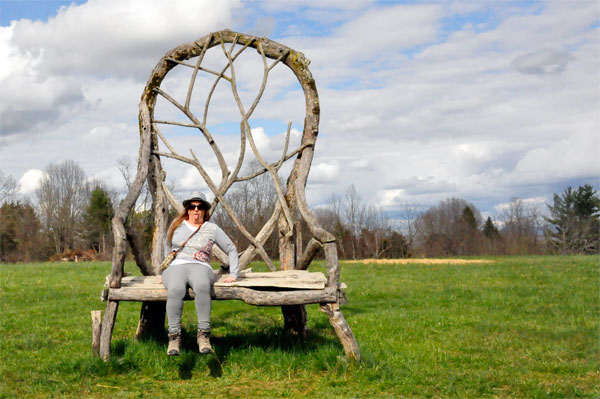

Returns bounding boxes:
[221,275,237,283]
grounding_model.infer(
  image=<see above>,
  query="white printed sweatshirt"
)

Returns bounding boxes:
[166,220,239,277]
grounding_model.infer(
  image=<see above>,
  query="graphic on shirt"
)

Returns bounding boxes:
[193,239,214,263]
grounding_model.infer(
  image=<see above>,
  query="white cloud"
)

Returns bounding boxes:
[0,25,36,80]
[178,166,209,191]
[0,0,598,219]
[379,189,406,208]
[249,127,270,153]
[0,0,240,138]
[309,161,340,184]
[494,196,548,213]
[510,130,600,184]
[8,0,239,77]
[17,169,45,194]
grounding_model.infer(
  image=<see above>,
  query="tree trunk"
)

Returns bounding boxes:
[282,305,308,337]
[279,222,308,336]
[135,302,166,341]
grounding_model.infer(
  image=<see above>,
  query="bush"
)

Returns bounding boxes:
[49,249,104,262]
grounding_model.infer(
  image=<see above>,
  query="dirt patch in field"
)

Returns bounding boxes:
[346,258,494,265]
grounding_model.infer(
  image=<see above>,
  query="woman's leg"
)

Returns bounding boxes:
[188,265,216,331]
[161,264,188,334]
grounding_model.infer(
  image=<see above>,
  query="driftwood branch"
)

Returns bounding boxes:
[185,34,211,111]
[320,303,361,361]
[109,102,153,288]
[220,36,296,236]
[298,238,322,270]
[165,59,232,82]
[125,224,150,275]
[154,87,229,181]
[161,181,180,211]
[203,36,253,126]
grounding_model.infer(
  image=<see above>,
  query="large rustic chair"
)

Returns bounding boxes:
[94,30,359,361]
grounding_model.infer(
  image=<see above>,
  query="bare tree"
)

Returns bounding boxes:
[414,197,483,256]
[0,171,18,204]
[343,185,364,259]
[314,193,348,259]
[398,202,424,251]
[329,193,347,259]
[36,160,88,254]
[316,187,409,260]
[362,204,391,259]
[117,156,152,212]
[499,197,544,254]
[117,156,134,191]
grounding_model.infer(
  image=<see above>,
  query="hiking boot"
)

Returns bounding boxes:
[167,333,181,356]
[197,329,212,354]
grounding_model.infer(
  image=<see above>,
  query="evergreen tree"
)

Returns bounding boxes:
[0,202,50,262]
[83,187,114,254]
[462,206,478,229]
[483,216,499,238]
[545,184,600,254]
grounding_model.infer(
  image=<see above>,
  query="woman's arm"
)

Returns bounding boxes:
[214,225,239,280]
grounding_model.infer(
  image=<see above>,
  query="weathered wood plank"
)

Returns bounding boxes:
[216,271,326,289]
[108,285,337,305]
[109,270,326,290]
[212,286,337,306]
[104,271,334,305]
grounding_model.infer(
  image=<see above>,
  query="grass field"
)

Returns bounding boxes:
[0,256,598,398]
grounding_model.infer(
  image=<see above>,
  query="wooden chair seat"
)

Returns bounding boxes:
[102,270,340,306]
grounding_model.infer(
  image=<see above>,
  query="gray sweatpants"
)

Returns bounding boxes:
[162,262,216,334]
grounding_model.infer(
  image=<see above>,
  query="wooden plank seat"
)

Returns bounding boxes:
[102,270,340,306]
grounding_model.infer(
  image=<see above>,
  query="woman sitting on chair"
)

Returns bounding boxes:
[161,193,238,356]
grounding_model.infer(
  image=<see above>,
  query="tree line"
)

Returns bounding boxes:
[1,161,598,263]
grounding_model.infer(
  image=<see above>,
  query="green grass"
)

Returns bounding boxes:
[0,256,598,398]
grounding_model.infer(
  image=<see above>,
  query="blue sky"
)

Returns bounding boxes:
[0,0,598,219]
[1,0,87,26]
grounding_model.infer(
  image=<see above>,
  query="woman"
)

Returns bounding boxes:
[160,193,238,356]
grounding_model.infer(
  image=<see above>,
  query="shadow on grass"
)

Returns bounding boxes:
[214,326,333,353]
[177,351,197,379]
[112,339,128,357]
[84,325,342,378]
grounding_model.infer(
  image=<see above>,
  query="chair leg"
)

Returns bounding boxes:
[320,303,360,361]
[99,300,119,361]
[91,310,102,356]
[135,301,166,341]
[282,305,308,338]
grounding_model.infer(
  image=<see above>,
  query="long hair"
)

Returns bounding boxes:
[167,205,211,244]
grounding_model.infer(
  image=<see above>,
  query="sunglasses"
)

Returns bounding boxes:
[187,204,205,211]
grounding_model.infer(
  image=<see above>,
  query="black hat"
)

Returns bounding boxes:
[182,193,211,210]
